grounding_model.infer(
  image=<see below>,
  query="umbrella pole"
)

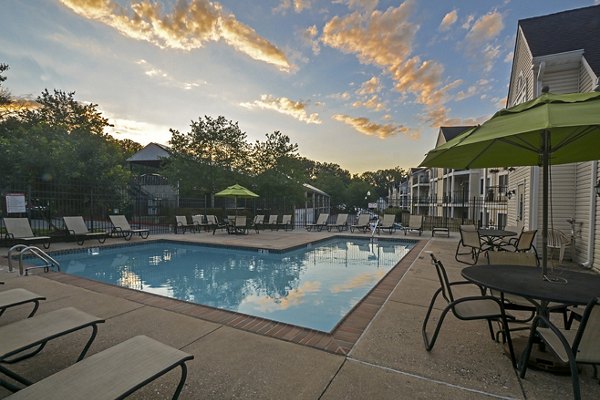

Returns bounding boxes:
[541,130,549,279]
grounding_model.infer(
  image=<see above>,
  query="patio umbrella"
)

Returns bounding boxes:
[419,91,600,279]
[214,184,259,215]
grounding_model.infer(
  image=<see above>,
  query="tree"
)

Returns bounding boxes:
[0,63,10,106]
[0,89,132,191]
[359,167,408,199]
[165,116,251,201]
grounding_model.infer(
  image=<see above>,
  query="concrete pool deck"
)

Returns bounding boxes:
[1,230,599,399]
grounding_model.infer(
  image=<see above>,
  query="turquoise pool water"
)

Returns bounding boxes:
[50,238,415,332]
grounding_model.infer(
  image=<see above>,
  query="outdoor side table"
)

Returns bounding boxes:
[478,229,517,250]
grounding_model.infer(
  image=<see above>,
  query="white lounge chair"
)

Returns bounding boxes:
[350,214,370,233]
[4,335,193,400]
[276,214,293,231]
[306,213,329,232]
[0,288,46,319]
[327,214,348,232]
[377,214,396,234]
[175,216,195,234]
[63,216,107,245]
[3,218,51,249]
[109,215,150,240]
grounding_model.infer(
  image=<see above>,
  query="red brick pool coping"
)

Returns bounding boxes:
[42,238,426,355]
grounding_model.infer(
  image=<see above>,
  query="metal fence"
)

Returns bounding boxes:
[1,180,509,246]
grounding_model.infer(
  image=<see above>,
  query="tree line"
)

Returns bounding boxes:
[0,63,407,212]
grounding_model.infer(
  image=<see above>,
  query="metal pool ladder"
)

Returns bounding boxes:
[8,244,61,276]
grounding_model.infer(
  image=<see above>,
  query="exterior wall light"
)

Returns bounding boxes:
[595,180,600,197]
[506,190,516,199]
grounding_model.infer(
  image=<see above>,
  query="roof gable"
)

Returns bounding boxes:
[519,5,600,76]
[126,143,172,163]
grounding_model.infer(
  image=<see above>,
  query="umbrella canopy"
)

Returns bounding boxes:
[419,91,600,279]
[214,184,259,215]
[215,184,259,199]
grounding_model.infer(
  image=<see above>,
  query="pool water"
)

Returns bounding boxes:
[50,238,415,332]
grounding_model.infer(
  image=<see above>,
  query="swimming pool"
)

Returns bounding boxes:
[49,238,415,332]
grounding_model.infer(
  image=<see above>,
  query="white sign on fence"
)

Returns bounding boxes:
[6,193,26,214]
[367,202,378,209]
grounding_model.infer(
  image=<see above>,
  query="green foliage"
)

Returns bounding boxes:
[0,89,134,192]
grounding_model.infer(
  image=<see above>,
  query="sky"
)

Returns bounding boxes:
[1,0,598,174]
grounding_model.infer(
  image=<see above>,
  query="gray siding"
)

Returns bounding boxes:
[542,68,579,93]
[508,31,534,106]
[574,162,592,264]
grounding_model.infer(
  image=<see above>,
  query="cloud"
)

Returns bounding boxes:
[104,113,173,144]
[136,59,206,90]
[352,95,385,111]
[59,0,291,72]
[461,14,475,30]
[240,280,321,312]
[240,94,322,124]
[321,1,453,126]
[303,25,321,55]
[273,0,312,14]
[454,85,477,101]
[466,11,504,43]
[356,76,381,95]
[332,114,417,139]
[439,10,458,31]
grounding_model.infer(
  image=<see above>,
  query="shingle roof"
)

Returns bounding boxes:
[519,5,600,76]
[439,126,474,142]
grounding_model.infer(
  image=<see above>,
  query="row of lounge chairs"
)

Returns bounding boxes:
[175,214,294,234]
[2,216,150,248]
[305,213,424,235]
[0,283,193,398]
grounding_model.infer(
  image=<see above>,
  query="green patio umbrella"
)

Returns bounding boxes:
[419,91,600,279]
[214,184,259,215]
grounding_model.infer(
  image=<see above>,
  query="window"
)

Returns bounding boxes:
[514,71,527,105]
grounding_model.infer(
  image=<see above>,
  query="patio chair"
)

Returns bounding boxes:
[547,228,572,265]
[486,251,570,336]
[350,214,370,233]
[108,215,150,240]
[327,214,348,232]
[455,225,492,265]
[403,214,423,236]
[422,253,516,367]
[276,214,293,231]
[266,215,278,230]
[3,218,51,249]
[63,216,107,245]
[175,216,195,234]
[306,213,329,232]
[519,297,600,400]
[0,288,46,319]
[497,229,539,265]
[377,214,396,234]
[4,335,194,400]
[0,307,104,392]
[251,214,265,233]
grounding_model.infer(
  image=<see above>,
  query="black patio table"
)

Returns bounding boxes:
[462,265,600,310]
[478,229,518,250]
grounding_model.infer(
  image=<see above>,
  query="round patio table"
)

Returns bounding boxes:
[462,265,600,307]
[478,229,518,250]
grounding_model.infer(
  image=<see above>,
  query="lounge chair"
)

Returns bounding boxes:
[3,218,51,249]
[306,213,329,232]
[230,216,248,235]
[209,215,229,235]
[251,214,265,233]
[350,214,370,233]
[276,214,293,231]
[108,215,150,240]
[327,214,348,232]
[403,214,423,236]
[422,254,516,367]
[0,288,46,319]
[5,335,193,400]
[519,297,600,400]
[175,216,195,234]
[191,214,207,231]
[63,216,107,245]
[377,214,396,234]
[0,307,104,391]
[266,215,278,230]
